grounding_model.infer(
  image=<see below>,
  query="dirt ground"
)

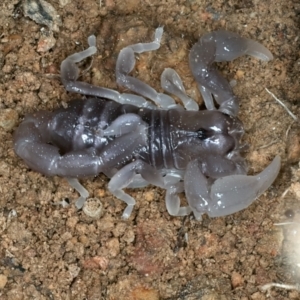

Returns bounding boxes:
[1,0,300,299]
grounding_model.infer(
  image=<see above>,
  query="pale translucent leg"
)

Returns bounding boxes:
[60,34,154,108]
[127,174,149,188]
[101,113,143,137]
[161,68,198,111]
[127,169,184,189]
[159,170,193,217]
[163,170,184,185]
[165,183,192,217]
[67,178,89,209]
[198,85,216,111]
[108,159,165,219]
[184,159,210,218]
[115,27,177,109]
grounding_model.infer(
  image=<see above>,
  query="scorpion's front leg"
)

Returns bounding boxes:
[189,30,273,116]
[184,156,281,219]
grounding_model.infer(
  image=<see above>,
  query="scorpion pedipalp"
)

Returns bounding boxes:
[183,156,281,219]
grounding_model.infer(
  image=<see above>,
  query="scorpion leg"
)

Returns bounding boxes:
[108,159,165,219]
[102,168,150,189]
[67,178,89,209]
[69,121,149,209]
[101,113,143,137]
[189,30,273,116]
[165,183,193,217]
[184,159,211,220]
[127,170,187,213]
[161,170,193,217]
[116,27,177,109]
[127,169,185,189]
[161,68,198,111]
[60,34,153,108]
[127,175,149,188]
[184,156,281,219]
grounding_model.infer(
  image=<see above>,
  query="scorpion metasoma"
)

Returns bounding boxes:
[14,27,281,219]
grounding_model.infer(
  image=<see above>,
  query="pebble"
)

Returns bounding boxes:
[0,109,18,131]
[0,274,8,289]
[23,0,62,32]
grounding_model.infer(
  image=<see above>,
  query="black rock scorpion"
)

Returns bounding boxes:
[14,27,280,219]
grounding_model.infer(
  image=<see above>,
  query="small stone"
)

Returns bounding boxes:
[82,256,109,270]
[287,132,300,163]
[83,197,103,219]
[235,69,244,79]
[123,228,135,244]
[231,271,244,288]
[291,182,300,199]
[59,0,71,6]
[0,109,18,131]
[66,216,79,229]
[144,191,155,201]
[130,286,159,300]
[106,238,120,257]
[0,161,11,177]
[0,274,8,289]
[37,30,56,52]
[23,0,62,32]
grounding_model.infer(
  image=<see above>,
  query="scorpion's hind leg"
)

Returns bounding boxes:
[108,159,166,219]
[189,30,273,116]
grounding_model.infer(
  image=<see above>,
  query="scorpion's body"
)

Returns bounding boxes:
[14,28,281,219]
[23,97,242,172]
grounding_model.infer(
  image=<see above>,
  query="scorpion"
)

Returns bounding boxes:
[13,27,281,219]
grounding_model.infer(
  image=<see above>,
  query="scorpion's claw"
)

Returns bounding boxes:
[208,156,281,217]
[184,156,281,219]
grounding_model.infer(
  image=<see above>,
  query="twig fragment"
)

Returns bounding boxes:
[265,88,297,121]
[261,282,300,294]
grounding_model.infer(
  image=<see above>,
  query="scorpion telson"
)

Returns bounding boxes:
[14,27,281,219]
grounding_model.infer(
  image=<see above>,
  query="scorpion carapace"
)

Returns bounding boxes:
[14,28,280,219]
